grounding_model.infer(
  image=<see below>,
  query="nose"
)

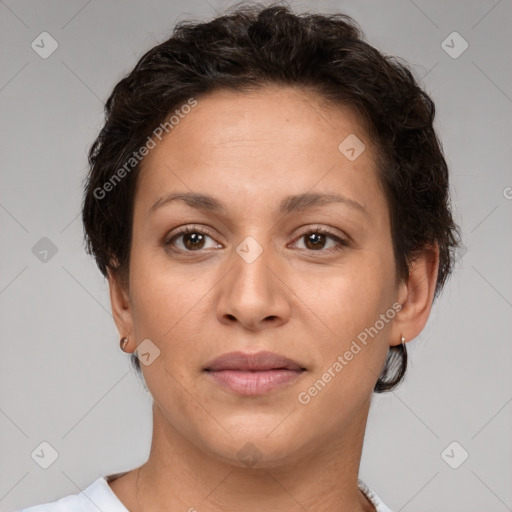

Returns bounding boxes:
[216,240,291,331]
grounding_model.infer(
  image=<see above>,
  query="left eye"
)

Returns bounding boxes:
[290,229,349,252]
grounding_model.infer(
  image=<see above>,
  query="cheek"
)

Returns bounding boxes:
[294,275,394,423]
[290,250,396,389]
[128,244,218,355]
[130,273,195,337]
[293,250,395,330]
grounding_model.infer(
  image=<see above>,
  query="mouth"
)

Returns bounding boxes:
[203,351,307,396]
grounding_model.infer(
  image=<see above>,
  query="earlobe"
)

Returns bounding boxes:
[107,269,134,340]
[390,244,440,346]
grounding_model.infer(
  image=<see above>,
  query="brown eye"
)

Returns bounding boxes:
[165,226,221,252]
[182,231,206,250]
[291,227,350,253]
[304,232,328,250]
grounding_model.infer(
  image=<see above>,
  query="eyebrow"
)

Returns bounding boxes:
[148,191,367,216]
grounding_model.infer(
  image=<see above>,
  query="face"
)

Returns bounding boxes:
[113,86,407,467]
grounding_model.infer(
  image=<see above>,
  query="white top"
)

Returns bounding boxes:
[17,475,393,512]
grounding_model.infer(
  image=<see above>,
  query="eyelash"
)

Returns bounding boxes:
[164,224,350,254]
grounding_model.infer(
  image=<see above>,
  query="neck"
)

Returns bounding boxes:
[133,399,376,512]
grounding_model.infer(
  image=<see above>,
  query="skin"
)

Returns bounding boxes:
[107,85,439,512]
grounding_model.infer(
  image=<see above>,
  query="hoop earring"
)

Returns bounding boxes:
[120,337,129,352]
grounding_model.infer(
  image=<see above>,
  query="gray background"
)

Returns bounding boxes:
[1,0,511,511]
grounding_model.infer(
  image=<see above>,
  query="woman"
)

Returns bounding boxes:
[19,2,459,511]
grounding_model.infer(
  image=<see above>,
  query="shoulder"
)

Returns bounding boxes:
[15,476,129,512]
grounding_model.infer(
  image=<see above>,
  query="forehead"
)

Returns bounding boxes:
[150,85,371,157]
[135,85,384,220]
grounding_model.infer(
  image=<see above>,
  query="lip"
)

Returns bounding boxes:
[204,350,305,372]
[203,351,306,396]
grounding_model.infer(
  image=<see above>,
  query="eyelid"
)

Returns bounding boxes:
[292,223,347,240]
[164,224,221,246]
[288,224,350,250]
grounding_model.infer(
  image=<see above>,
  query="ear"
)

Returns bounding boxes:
[390,244,440,346]
[107,269,134,344]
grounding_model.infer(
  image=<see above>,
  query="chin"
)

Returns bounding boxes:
[197,416,312,469]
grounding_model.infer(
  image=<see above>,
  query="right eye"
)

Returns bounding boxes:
[164,225,223,252]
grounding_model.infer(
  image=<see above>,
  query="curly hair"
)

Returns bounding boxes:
[82,1,460,393]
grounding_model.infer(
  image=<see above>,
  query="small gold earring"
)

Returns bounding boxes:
[120,337,129,352]
[400,335,406,347]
